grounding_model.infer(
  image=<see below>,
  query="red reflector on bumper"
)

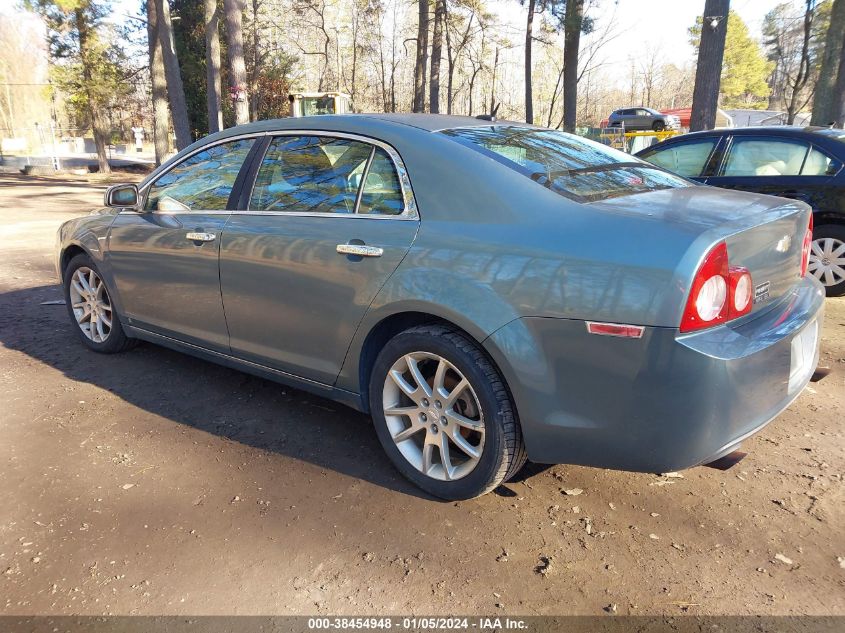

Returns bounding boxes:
[586,322,645,338]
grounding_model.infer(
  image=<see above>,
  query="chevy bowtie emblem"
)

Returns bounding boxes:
[776,235,792,252]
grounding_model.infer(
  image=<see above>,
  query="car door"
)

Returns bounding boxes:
[107,136,258,350]
[704,136,838,207]
[635,109,653,129]
[219,133,420,385]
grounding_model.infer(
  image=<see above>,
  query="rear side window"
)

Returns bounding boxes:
[250,136,372,213]
[802,147,836,175]
[145,138,254,212]
[440,126,689,202]
[722,138,810,176]
[358,148,405,215]
[640,139,717,177]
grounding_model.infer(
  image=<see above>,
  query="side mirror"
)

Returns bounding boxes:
[105,184,139,208]
[826,160,842,176]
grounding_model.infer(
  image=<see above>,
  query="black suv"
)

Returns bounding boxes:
[636,126,845,296]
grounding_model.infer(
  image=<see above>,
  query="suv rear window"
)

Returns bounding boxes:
[440,126,689,202]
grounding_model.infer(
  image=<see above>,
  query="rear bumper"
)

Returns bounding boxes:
[483,277,825,472]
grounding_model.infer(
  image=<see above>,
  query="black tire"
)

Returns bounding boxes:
[369,324,527,500]
[63,253,136,353]
[652,120,666,132]
[810,224,845,297]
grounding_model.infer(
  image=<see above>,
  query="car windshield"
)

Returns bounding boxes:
[440,126,689,202]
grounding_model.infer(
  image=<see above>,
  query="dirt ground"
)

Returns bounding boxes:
[1,172,843,617]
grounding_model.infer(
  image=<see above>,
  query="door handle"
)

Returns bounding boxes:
[336,244,383,257]
[186,232,216,242]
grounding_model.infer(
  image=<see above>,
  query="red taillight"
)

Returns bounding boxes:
[680,242,754,333]
[800,214,813,277]
[728,266,753,318]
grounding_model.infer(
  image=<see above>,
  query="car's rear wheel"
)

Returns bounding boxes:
[808,224,845,297]
[369,324,526,500]
[64,253,135,353]
[652,120,665,131]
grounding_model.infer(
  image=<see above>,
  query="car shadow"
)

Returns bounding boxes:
[2,283,455,500]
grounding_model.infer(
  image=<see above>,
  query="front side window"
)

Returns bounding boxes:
[640,139,717,177]
[722,138,810,176]
[145,138,254,212]
[441,126,689,203]
[250,136,373,213]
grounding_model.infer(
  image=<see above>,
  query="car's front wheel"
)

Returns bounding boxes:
[369,324,526,500]
[63,253,135,353]
[808,224,845,297]
[652,120,666,131]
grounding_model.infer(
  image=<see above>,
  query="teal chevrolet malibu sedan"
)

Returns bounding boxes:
[55,114,824,499]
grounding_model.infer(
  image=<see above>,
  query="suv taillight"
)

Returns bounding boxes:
[800,214,813,278]
[680,242,754,333]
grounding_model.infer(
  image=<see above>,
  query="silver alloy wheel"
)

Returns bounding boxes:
[69,267,113,343]
[382,351,485,481]
[809,237,845,287]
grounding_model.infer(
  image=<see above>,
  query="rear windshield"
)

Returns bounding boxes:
[440,126,689,202]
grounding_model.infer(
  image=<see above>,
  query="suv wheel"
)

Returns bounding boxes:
[369,324,527,500]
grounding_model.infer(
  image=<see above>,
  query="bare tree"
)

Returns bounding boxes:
[834,24,845,126]
[690,0,730,131]
[205,0,223,133]
[154,0,191,149]
[562,0,584,132]
[785,0,816,125]
[146,0,170,163]
[445,7,474,114]
[413,0,429,112]
[524,0,536,124]
[812,0,844,125]
[430,0,445,113]
[225,0,250,125]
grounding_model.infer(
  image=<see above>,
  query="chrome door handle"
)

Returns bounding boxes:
[186,232,216,242]
[336,244,383,257]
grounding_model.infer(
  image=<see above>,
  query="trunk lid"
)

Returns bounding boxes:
[588,185,811,319]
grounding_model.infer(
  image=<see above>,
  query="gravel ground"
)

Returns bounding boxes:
[1,173,843,616]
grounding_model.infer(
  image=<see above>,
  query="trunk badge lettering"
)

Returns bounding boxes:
[776,235,791,252]
[754,281,771,304]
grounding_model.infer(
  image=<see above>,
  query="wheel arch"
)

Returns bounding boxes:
[348,309,511,415]
[59,243,89,282]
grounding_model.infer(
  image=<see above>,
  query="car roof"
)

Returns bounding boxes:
[669,126,831,138]
[207,113,532,137]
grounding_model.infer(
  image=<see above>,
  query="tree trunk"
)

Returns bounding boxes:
[224,0,250,125]
[525,0,535,124]
[413,0,429,113]
[75,8,110,174]
[690,0,730,132]
[429,0,445,113]
[562,0,584,132]
[250,0,261,121]
[205,0,223,134]
[154,0,191,150]
[786,0,814,125]
[147,0,170,164]
[834,25,845,127]
[812,0,845,125]
[489,47,499,117]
